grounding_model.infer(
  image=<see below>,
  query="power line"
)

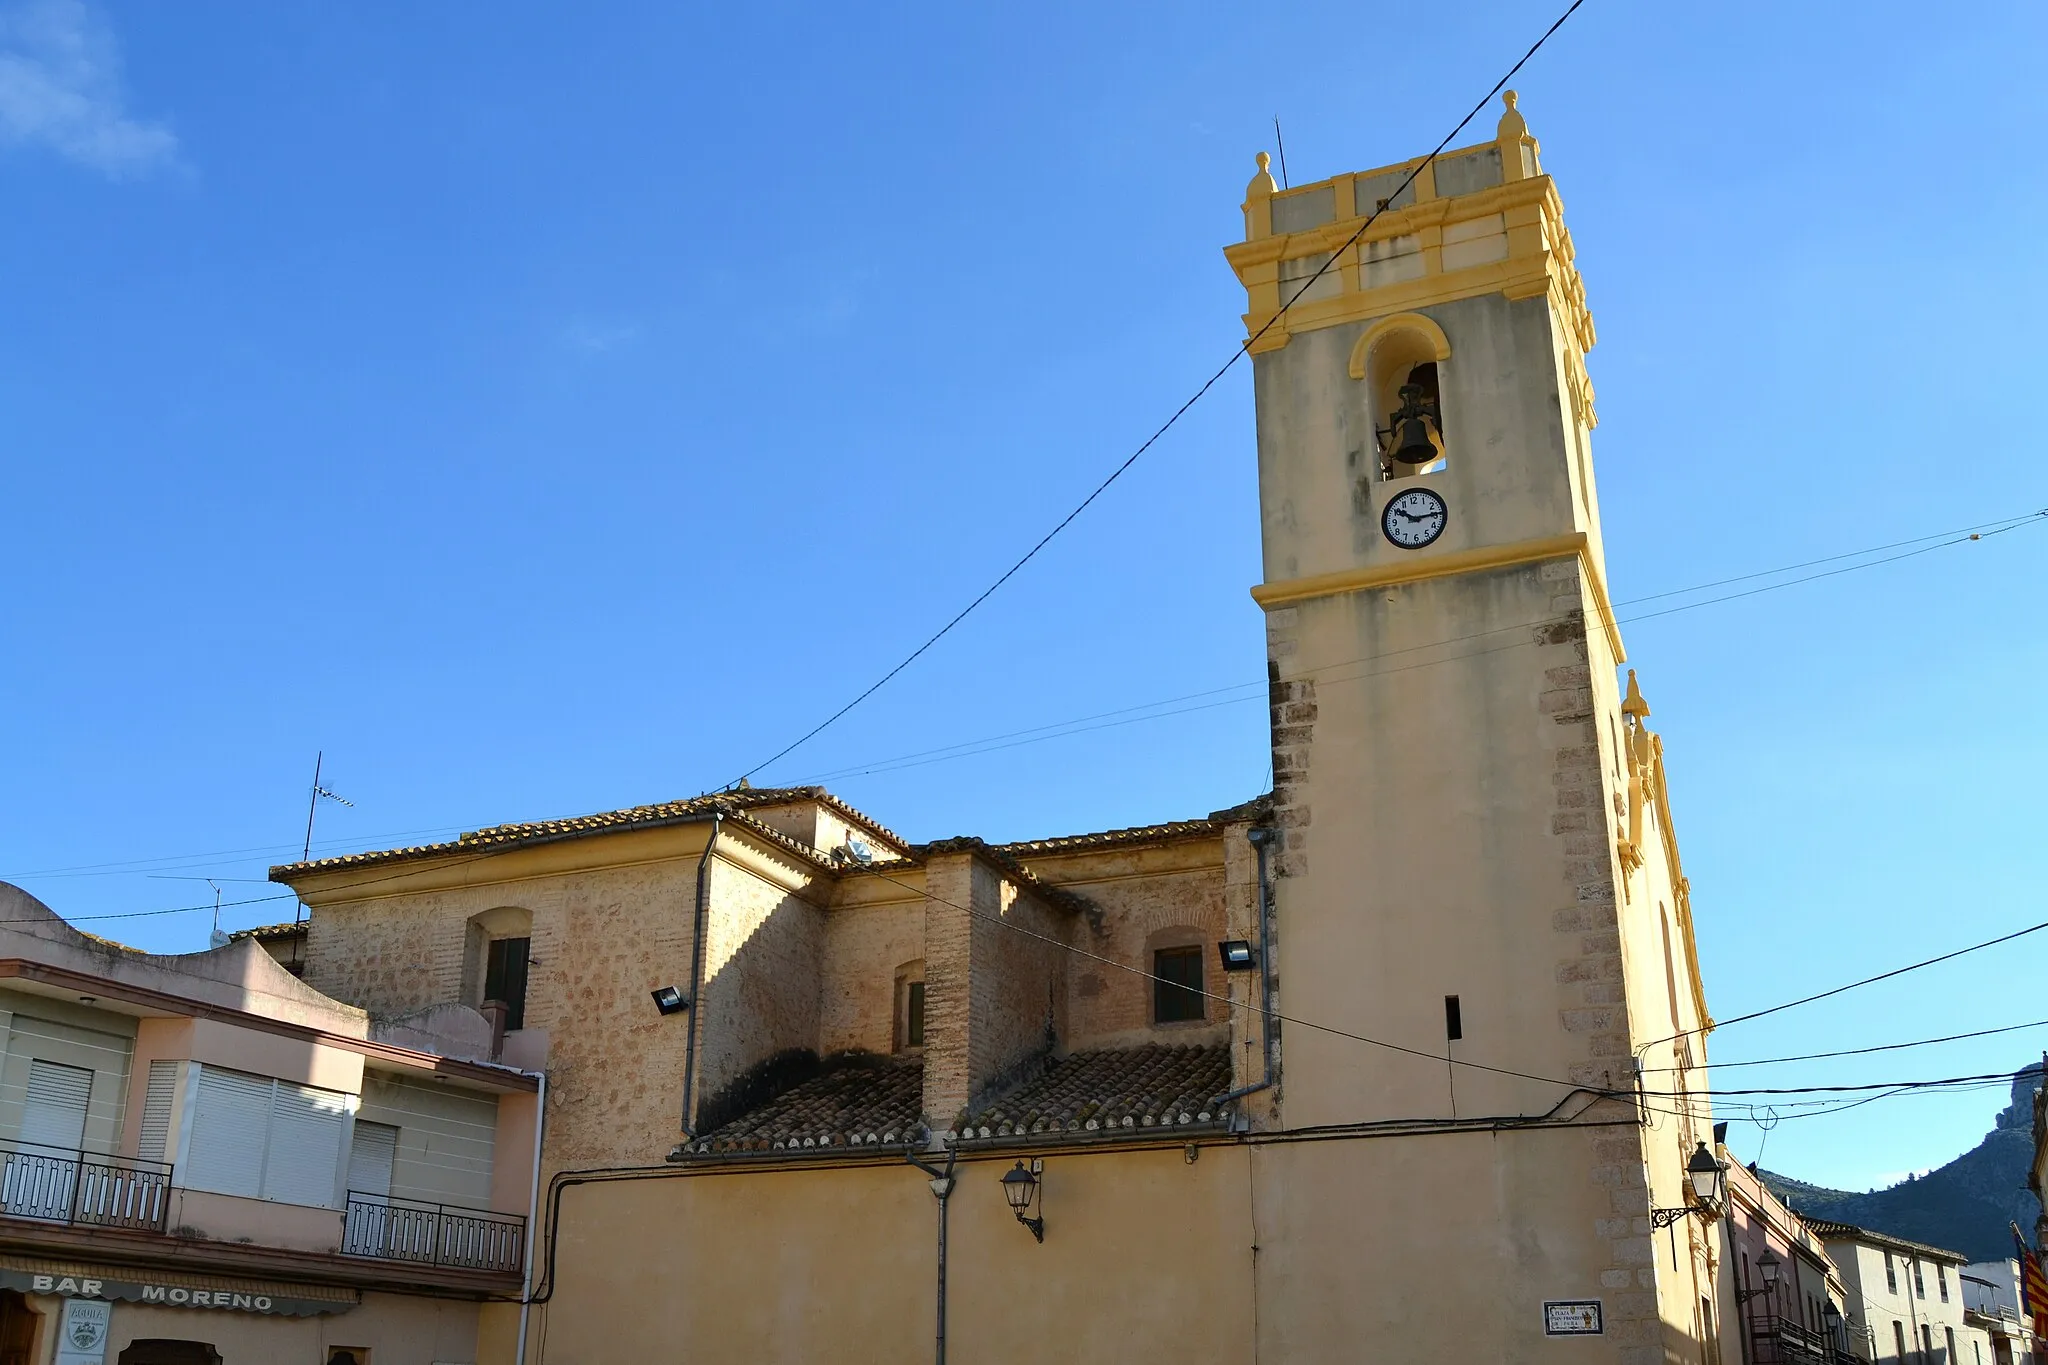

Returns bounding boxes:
[1641,913,2048,1057]
[849,852,2048,1111]
[796,509,2045,784]
[1642,1017,2048,1073]
[7,509,2037,889]
[724,0,1591,788]
[0,847,516,930]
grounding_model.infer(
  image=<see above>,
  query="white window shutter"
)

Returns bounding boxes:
[183,1068,270,1198]
[262,1082,348,1209]
[347,1121,397,1202]
[137,1060,178,1164]
[20,1060,92,1151]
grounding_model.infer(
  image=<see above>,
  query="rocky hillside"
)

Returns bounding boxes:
[1760,1065,2044,1263]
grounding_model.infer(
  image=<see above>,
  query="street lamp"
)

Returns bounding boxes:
[1737,1249,1782,1303]
[1652,1143,1729,1231]
[1000,1160,1044,1243]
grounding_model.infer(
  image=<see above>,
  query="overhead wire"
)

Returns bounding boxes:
[724,0,1592,788]
[847,855,2048,1112]
[795,509,2046,784]
[1641,1017,2048,1073]
[7,510,2038,889]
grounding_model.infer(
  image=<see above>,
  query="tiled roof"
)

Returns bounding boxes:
[269,785,907,879]
[982,796,1269,860]
[681,1045,1236,1159]
[686,1058,927,1155]
[955,1044,1234,1140]
[229,922,306,942]
[1799,1217,1968,1264]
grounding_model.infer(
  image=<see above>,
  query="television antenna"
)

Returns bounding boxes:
[146,874,258,948]
[301,751,355,862]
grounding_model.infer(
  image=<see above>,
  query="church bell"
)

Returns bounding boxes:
[1381,384,1445,469]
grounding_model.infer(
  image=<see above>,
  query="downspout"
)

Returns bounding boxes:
[679,811,725,1138]
[1213,825,1278,1112]
[515,1068,547,1365]
[906,1147,956,1365]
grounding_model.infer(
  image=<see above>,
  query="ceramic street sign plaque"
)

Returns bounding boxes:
[1543,1300,1604,1336]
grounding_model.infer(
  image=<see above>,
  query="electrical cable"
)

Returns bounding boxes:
[722,0,1591,788]
[7,509,2037,889]
[1640,912,2048,1058]
[0,848,517,928]
[1640,1017,2048,1073]
[794,509,2046,784]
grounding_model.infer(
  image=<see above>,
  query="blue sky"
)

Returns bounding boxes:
[2,0,2043,1193]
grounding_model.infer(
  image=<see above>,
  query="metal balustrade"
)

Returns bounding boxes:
[342,1192,525,1274]
[0,1137,171,1232]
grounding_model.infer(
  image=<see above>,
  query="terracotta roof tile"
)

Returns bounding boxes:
[269,785,908,880]
[957,1044,1234,1140]
[228,922,306,943]
[687,1058,926,1155]
[1798,1216,1968,1264]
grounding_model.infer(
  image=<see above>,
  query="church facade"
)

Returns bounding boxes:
[273,94,1721,1364]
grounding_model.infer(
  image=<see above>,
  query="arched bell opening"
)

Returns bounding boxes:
[1350,313,1453,482]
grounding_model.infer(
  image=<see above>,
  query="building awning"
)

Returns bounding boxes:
[0,1252,360,1317]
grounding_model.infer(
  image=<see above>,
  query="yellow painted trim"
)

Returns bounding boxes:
[1347,313,1452,380]
[1249,531,1626,661]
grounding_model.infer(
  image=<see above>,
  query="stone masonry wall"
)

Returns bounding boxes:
[816,894,924,1056]
[1535,557,1666,1365]
[964,866,1069,1115]
[1057,856,1227,1051]
[1262,607,1316,881]
[299,857,703,1170]
[919,854,975,1125]
[691,853,826,1130]
[918,852,1075,1127]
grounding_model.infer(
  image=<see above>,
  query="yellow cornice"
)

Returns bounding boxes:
[1250,531,1625,661]
[1226,175,1558,271]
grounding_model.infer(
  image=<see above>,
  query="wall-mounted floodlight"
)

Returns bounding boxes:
[1217,941,1258,972]
[651,985,689,1015]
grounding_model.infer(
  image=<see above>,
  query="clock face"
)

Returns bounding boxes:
[1381,487,1448,549]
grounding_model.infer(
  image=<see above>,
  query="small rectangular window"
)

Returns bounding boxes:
[484,936,531,1031]
[1914,1261,1926,1300]
[1153,947,1205,1023]
[1938,1265,1949,1303]
[905,981,925,1048]
[1886,1253,1898,1294]
[1444,995,1462,1041]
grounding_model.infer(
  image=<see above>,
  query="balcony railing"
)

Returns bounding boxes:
[0,1138,171,1233]
[341,1192,525,1274]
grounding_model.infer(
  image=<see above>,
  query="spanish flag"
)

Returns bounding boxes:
[2012,1223,2048,1326]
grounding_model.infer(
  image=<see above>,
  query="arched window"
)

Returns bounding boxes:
[1350,313,1453,481]
[462,906,533,1031]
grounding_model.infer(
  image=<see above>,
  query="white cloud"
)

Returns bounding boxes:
[0,0,177,177]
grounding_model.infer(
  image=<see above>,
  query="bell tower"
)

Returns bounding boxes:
[1226,94,1717,1361]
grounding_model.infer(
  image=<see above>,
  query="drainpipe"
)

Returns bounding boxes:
[515,1068,547,1365]
[906,1147,956,1365]
[1213,825,1278,1112]
[679,811,725,1138]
